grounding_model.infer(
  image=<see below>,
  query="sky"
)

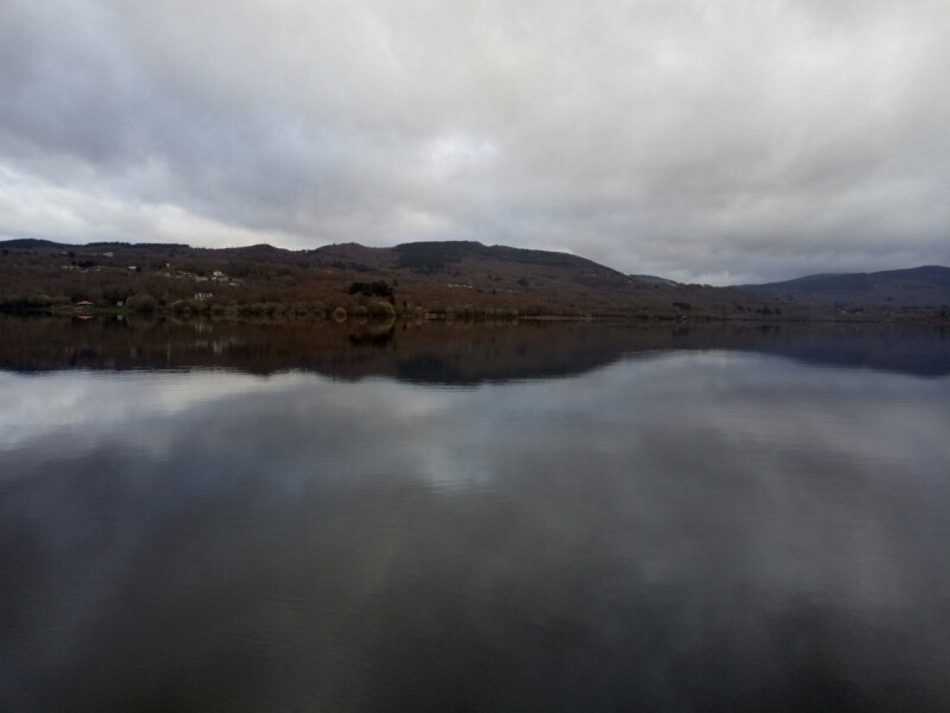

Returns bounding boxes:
[1,1,948,284]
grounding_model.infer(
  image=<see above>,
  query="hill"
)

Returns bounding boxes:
[0,238,945,322]
[0,238,771,320]
[737,266,950,314]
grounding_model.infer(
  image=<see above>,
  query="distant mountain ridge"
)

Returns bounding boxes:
[737,266,950,308]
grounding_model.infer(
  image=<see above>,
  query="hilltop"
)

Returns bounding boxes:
[740,266,950,316]
[0,238,946,322]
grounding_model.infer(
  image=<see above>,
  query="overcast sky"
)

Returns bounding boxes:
[1,1,948,283]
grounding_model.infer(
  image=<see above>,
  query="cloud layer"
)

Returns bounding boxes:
[1,0,948,282]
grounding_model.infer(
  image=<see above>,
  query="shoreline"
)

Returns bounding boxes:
[1,305,947,327]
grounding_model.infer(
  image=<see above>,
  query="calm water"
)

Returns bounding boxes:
[1,318,949,712]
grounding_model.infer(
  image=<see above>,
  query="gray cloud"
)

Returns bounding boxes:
[1,0,948,282]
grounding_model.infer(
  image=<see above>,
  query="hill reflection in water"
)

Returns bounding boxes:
[1,315,948,380]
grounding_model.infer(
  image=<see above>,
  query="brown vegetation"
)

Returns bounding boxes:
[1,239,946,322]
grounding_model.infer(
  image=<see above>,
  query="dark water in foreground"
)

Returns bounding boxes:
[1,318,949,712]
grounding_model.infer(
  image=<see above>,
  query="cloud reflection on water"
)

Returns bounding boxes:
[1,352,949,711]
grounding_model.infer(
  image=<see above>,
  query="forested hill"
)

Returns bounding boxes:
[0,238,758,319]
[0,238,946,321]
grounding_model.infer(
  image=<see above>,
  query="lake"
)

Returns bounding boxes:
[1,317,949,712]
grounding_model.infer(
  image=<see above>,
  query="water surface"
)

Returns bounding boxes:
[1,319,949,711]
